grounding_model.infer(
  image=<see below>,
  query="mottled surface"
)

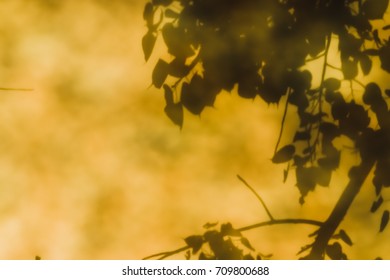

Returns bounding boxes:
[0,1,388,259]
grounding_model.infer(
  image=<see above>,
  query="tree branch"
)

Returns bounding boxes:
[143,217,323,260]
[307,159,376,259]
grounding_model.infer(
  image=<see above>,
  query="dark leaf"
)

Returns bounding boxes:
[383,25,390,30]
[338,230,353,246]
[272,145,295,164]
[203,222,218,229]
[323,78,341,91]
[168,58,190,78]
[152,59,169,88]
[341,58,358,80]
[185,250,191,260]
[359,54,372,76]
[241,237,255,251]
[152,0,173,6]
[314,167,332,187]
[293,131,311,142]
[379,43,390,72]
[184,235,203,254]
[283,168,289,183]
[371,196,384,213]
[363,49,380,56]
[385,89,390,98]
[165,8,179,18]
[363,83,382,105]
[297,244,312,255]
[142,31,157,61]
[379,210,389,233]
[163,84,173,105]
[296,166,317,201]
[326,242,346,260]
[220,223,241,237]
[143,2,154,22]
[164,102,183,128]
[362,0,389,20]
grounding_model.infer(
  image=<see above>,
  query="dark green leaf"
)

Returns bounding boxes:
[152,59,169,88]
[164,102,183,128]
[379,210,389,232]
[142,31,157,61]
[370,196,383,213]
[184,235,203,254]
[362,0,389,20]
[272,145,295,164]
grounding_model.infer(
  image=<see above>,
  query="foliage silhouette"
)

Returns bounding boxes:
[142,0,390,259]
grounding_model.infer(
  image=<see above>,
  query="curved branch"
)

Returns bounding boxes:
[143,218,323,260]
[237,174,274,220]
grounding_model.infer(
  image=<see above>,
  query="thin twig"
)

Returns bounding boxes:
[143,245,189,260]
[274,88,291,155]
[0,87,33,91]
[237,175,274,220]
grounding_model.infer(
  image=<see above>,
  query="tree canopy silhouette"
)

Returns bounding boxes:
[142,0,390,260]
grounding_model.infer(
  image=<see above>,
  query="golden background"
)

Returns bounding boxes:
[0,0,388,259]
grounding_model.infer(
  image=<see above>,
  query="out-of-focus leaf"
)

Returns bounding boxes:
[184,235,203,254]
[203,222,218,229]
[314,167,332,187]
[379,210,389,232]
[363,49,380,56]
[163,84,173,104]
[152,0,173,6]
[220,223,241,237]
[164,102,183,128]
[385,89,390,97]
[143,2,154,21]
[370,196,384,213]
[272,145,295,164]
[362,0,389,20]
[363,83,382,105]
[165,8,179,18]
[152,59,169,88]
[359,54,372,76]
[241,237,255,251]
[323,78,341,91]
[383,25,390,30]
[142,31,157,61]
[341,58,358,80]
[293,131,311,142]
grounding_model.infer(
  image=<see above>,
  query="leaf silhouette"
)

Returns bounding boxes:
[164,102,183,129]
[165,8,179,18]
[152,59,169,88]
[338,230,353,246]
[143,2,153,22]
[184,235,203,254]
[142,31,157,62]
[326,242,346,260]
[379,210,389,233]
[272,145,295,164]
[241,237,255,251]
[359,54,372,76]
[323,78,341,91]
[370,196,383,213]
[362,0,389,20]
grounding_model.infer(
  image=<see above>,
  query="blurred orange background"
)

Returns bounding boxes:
[0,1,388,259]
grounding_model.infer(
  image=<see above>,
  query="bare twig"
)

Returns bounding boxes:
[0,87,33,91]
[237,175,274,220]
